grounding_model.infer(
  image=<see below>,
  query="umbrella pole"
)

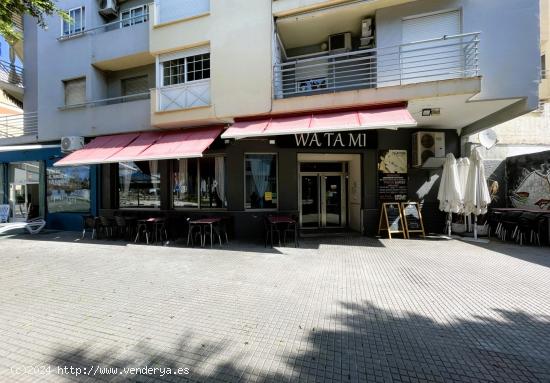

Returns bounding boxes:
[474,216,478,240]
[448,212,452,237]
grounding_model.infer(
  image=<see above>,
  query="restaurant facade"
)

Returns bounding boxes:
[1,0,540,238]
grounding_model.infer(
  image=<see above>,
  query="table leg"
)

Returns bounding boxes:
[210,224,213,248]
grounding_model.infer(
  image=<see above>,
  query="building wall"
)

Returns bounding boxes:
[376,0,540,110]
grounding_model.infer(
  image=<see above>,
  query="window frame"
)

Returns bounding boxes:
[117,161,162,209]
[172,155,227,211]
[121,75,149,97]
[61,6,86,37]
[243,153,279,211]
[159,49,211,88]
[63,76,86,106]
[46,165,92,214]
[120,4,149,28]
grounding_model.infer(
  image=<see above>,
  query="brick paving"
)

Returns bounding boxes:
[0,232,549,382]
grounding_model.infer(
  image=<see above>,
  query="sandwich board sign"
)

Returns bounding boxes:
[401,202,426,238]
[378,202,406,239]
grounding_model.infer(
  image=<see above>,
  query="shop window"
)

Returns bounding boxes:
[62,6,85,36]
[118,161,160,208]
[0,165,5,204]
[173,156,226,209]
[64,77,86,106]
[245,154,277,210]
[173,158,198,208]
[47,166,91,213]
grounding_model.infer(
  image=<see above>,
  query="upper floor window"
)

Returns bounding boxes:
[161,52,210,87]
[121,4,149,28]
[121,75,149,96]
[63,77,86,106]
[62,6,85,36]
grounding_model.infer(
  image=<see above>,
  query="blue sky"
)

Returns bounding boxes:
[0,36,23,66]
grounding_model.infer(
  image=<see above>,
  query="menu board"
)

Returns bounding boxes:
[378,150,408,202]
[401,202,425,238]
[378,202,406,239]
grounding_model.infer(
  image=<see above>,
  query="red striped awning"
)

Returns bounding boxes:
[54,126,223,166]
[221,106,417,139]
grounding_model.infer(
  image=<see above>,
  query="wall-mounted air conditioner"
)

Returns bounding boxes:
[412,131,445,167]
[61,136,85,153]
[328,32,352,53]
[99,0,119,18]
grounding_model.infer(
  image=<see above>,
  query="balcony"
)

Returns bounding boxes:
[155,79,211,112]
[0,112,37,140]
[59,14,153,71]
[0,59,24,98]
[274,32,480,99]
[53,94,151,139]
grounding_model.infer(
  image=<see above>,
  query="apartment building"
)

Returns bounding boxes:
[0,0,540,237]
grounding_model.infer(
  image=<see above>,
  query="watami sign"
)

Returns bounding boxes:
[293,132,372,148]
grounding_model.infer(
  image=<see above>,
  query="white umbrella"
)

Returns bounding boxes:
[437,153,463,236]
[463,147,491,239]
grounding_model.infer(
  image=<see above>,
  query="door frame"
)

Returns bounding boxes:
[299,170,347,229]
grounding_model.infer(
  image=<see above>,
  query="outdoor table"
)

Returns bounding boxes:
[135,217,166,245]
[267,215,298,248]
[491,208,550,244]
[187,217,222,248]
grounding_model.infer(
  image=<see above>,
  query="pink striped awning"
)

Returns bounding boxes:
[54,126,223,166]
[221,106,417,139]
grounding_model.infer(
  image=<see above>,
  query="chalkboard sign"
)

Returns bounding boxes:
[401,202,426,238]
[378,203,406,239]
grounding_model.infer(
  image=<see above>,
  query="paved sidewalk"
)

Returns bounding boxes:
[0,232,549,382]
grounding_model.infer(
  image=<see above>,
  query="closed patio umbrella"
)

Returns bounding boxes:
[437,153,463,236]
[463,147,491,240]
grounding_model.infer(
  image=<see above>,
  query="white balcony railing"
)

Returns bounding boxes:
[58,13,149,41]
[154,0,209,25]
[274,32,480,99]
[0,112,38,139]
[59,92,150,110]
[0,59,23,88]
[156,80,210,112]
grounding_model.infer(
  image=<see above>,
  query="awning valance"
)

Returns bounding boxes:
[54,126,223,167]
[221,106,417,140]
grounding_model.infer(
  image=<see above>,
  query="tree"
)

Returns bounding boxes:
[0,0,68,42]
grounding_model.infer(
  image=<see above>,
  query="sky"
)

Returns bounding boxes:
[0,36,23,66]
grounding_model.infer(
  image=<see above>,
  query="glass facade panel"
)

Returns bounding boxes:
[199,157,226,208]
[119,161,160,208]
[173,158,198,208]
[0,165,4,204]
[8,162,41,221]
[47,166,91,213]
[245,154,277,209]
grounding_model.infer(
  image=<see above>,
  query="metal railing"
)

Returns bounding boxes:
[60,92,150,110]
[0,60,24,87]
[274,32,480,99]
[58,13,149,41]
[0,112,38,139]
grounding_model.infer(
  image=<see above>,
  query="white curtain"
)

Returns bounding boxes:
[149,160,159,196]
[215,156,226,206]
[250,157,271,207]
[122,163,133,195]
[177,159,188,194]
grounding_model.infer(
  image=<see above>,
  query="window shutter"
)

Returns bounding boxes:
[64,78,86,105]
[122,76,149,96]
[402,10,461,43]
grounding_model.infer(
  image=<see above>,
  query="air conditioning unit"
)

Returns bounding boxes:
[328,32,352,53]
[412,131,445,167]
[99,0,119,18]
[61,136,85,153]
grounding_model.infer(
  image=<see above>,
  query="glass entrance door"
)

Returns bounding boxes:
[300,170,346,229]
[8,162,40,222]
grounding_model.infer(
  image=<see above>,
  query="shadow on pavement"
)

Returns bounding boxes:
[47,301,550,382]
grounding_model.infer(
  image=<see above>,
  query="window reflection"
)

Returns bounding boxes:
[47,165,91,213]
[245,154,277,209]
[119,161,160,208]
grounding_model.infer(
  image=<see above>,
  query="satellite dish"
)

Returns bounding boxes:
[479,129,498,149]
